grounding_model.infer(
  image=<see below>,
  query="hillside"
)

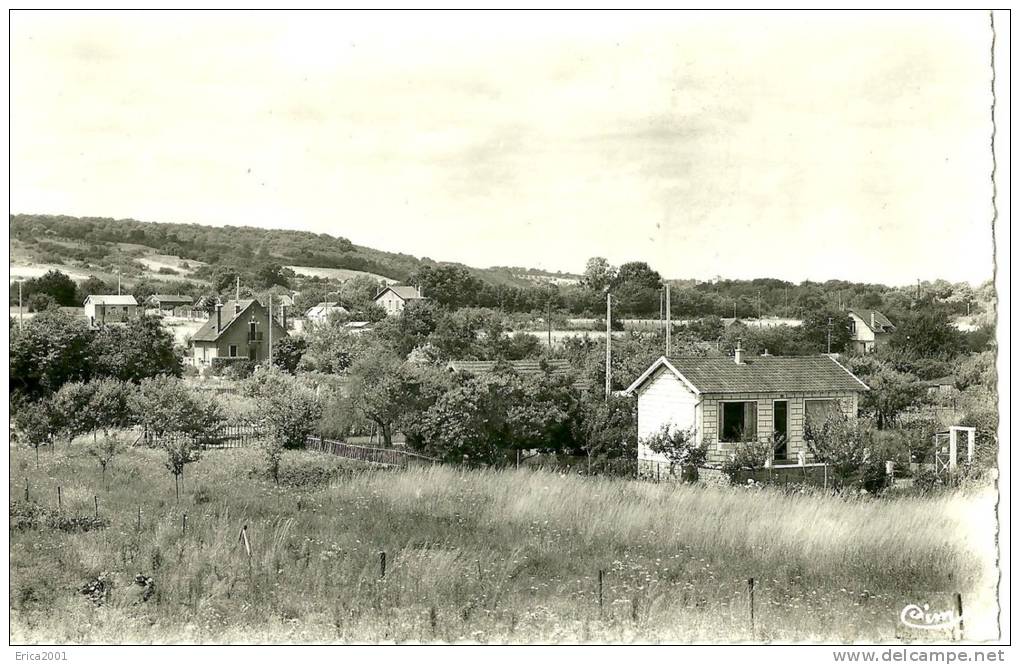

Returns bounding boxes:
[9,214,565,290]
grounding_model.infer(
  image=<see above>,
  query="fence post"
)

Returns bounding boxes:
[379,551,387,578]
[137,506,142,531]
[747,577,755,639]
[182,513,187,536]
[24,478,29,502]
[955,592,964,641]
[597,569,604,612]
[94,495,99,519]
[57,486,62,512]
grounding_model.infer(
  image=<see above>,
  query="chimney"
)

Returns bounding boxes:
[734,340,744,365]
[761,348,769,357]
[215,303,223,333]
[871,312,876,329]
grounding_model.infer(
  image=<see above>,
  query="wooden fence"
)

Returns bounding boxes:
[141,421,265,449]
[305,436,440,468]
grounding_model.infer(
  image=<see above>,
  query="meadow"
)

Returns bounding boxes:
[9,445,999,644]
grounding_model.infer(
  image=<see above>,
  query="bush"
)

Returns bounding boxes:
[644,425,706,482]
[9,501,110,532]
[248,454,351,488]
[721,439,773,482]
[210,357,256,380]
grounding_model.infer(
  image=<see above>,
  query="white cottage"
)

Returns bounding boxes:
[83,294,140,327]
[625,350,870,471]
[373,285,425,316]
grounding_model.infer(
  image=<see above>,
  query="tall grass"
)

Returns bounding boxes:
[9,447,998,643]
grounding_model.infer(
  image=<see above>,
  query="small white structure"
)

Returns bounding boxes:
[934,426,977,472]
[373,285,425,316]
[83,294,140,326]
[304,302,349,322]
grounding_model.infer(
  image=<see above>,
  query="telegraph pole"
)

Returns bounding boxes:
[826,317,833,354]
[665,283,671,356]
[18,281,23,329]
[546,300,552,348]
[268,294,273,366]
[605,292,612,402]
[236,276,241,302]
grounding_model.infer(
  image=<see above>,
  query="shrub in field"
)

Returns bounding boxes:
[9,501,109,532]
[85,434,127,485]
[249,454,352,487]
[644,424,705,481]
[804,411,891,492]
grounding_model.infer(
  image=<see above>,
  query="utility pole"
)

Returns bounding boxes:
[757,290,762,319]
[605,292,612,402]
[826,317,833,354]
[117,274,122,296]
[236,275,241,302]
[268,294,273,366]
[546,301,552,349]
[18,281,23,329]
[665,283,671,356]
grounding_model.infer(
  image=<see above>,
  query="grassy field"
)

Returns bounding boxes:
[9,446,998,644]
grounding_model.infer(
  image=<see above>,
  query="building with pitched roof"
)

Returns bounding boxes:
[625,349,869,469]
[304,301,349,322]
[373,285,425,316]
[83,294,140,326]
[847,308,896,354]
[189,299,288,368]
[146,294,194,312]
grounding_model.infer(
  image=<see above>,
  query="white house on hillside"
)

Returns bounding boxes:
[625,350,869,473]
[373,285,425,316]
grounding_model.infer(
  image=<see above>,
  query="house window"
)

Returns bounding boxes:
[719,401,757,442]
[805,399,840,426]
[229,344,238,357]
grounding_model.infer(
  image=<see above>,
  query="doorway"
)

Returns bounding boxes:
[773,400,789,461]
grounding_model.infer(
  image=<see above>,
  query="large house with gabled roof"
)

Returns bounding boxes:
[847,308,895,354]
[189,299,287,368]
[625,349,869,471]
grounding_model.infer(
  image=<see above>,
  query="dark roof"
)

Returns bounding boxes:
[447,359,591,390]
[848,309,895,331]
[375,285,423,301]
[190,300,287,343]
[148,294,193,304]
[659,355,869,394]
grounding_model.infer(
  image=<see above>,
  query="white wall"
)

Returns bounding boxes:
[636,368,699,463]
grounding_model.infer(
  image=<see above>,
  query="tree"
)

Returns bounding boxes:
[12,401,55,461]
[572,396,637,472]
[91,315,183,383]
[803,410,874,490]
[272,336,307,374]
[88,378,134,435]
[889,310,965,359]
[347,351,415,447]
[643,425,706,481]
[27,293,58,312]
[244,369,324,481]
[581,257,617,294]
[86,435,126,486]
[76,276,113,304]
[50,381,96,445]
[847,357,926,429]
[800,306,852,354]
[10,309,94,399]
[28,269,78,306]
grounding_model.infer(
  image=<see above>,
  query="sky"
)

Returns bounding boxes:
[10,10,996,285]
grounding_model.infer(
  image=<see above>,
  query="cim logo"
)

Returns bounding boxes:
[899,604,963,630]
